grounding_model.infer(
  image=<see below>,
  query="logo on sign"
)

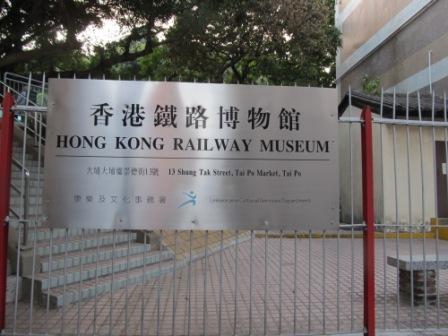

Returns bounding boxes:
[178,191,197,208]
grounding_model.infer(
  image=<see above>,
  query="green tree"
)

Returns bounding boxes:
[165,0,340,85]
[137,46,210,81]
[361,74,381,95]
[0,0,180,75]
[0,0,340,86]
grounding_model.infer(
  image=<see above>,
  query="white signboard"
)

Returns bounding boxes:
[44,79,338,230]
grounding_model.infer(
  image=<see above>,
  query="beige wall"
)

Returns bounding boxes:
[338,0,448,96]
[339,119,363,224]
[339,0,351,12]
[337,1,447,226]
[379,31,448,91]
[339,113,441,226]
[339,109,384,224]
[381,125,438,225]
[340,0,411,62]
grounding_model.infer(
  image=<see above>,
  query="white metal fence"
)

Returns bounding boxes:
[340,88,448,334]
[1,74,448,335]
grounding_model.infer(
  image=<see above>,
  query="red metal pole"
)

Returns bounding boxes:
[361,105,375,336]
[0,92,14,331]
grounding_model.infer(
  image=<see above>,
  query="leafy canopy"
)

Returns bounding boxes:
[0,0,340,86]
[0,0,179,74]
[167,0,340,85]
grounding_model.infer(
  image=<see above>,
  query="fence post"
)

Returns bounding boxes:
[0,92,15,331]
[361,105,375,336]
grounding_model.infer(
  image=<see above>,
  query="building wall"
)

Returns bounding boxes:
[336,0,448,225]
[338,0,411,63]
[336,0,448,97]
[381,125,438,225]
[339,109,384,225]
[339,113,441,226]
[339,118,363,224]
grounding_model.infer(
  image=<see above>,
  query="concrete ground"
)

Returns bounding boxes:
[4,236,448,335]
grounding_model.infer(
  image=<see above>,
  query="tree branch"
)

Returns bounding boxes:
[86,39,166,75]
[0,42,78,70]
[230,62,243,83]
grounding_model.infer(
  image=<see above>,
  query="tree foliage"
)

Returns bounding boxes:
[0,0,179,75]
[0,0,100,71]
[0,0,340,86]
[361,74,381,96]
[166,0,340,85]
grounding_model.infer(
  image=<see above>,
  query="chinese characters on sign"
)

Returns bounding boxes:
[73,194,166,205]
[89,103,299,131]
[86,166,159,177]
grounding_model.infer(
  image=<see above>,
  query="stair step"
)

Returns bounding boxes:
[10,196,42,207]
[12,153,34,161]
[29,230,245,308]
[12,165,44,173]
[11,178,44,187]
[12,145,36,151]
[40,259,176,308]
[40,242,152,272]
[10,186,43,197]
[11,162,43,171]
[11,202,42,213]
[33,231,136,256]
[11,171,44,179]
[13,206,44,217]
[24,227,99,243]
[11,159,38,167]
[34,249,173,290]
[9,209,22,219]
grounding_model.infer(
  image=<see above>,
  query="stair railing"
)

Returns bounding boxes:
[1,73,47,147]
[11,158,30,246]
[3,88,46,144]
[1,75,46,246]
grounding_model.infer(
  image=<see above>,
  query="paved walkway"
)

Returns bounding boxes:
[5,236,448,335]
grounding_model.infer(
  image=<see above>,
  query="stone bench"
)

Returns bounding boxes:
[387,255,448,306]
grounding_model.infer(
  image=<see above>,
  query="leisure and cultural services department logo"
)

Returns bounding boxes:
[178,191,197,208]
